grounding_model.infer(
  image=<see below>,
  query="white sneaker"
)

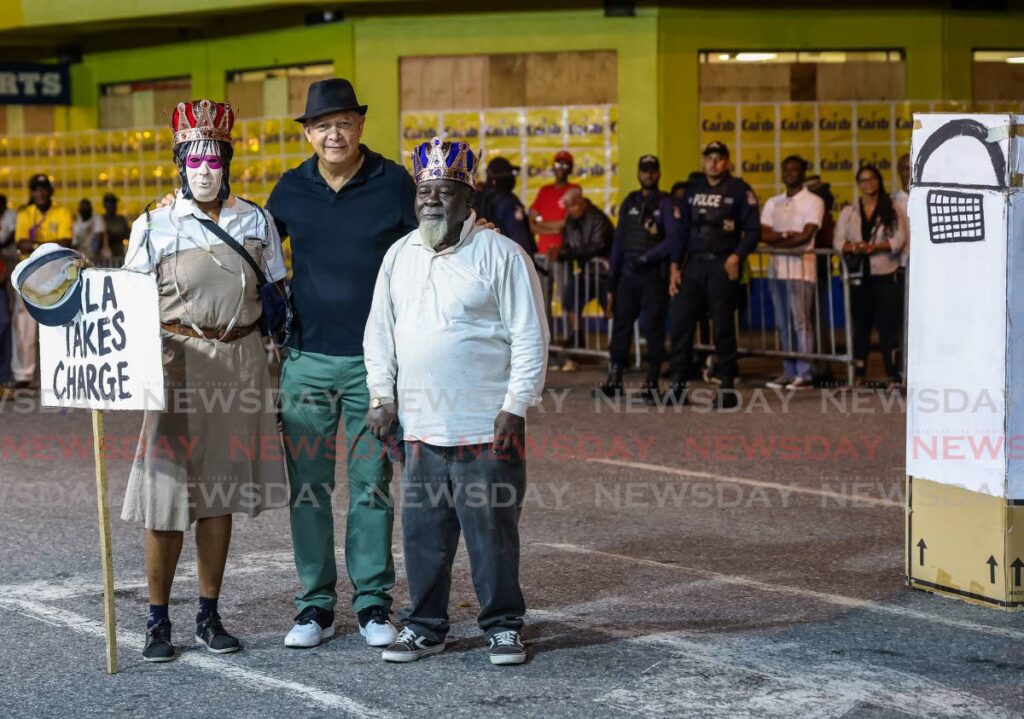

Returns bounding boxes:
[561,359,579,372]
[358,607,398,647]
[284,607,335,648]
[766,375,792,389]
[785,377,814,390]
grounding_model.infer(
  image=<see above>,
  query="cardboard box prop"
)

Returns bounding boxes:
[905,113,1024,609]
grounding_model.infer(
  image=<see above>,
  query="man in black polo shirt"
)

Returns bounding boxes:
[266,78,416,650]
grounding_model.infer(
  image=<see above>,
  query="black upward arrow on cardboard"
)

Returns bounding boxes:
[1012,558,1023,587]
[917,539,927,566]
[987,555,999,584]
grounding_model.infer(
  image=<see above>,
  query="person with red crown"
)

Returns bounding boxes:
[120,99,289,663]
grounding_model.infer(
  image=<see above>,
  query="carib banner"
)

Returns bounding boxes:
[697,101,941,203]
[399,105,618,215]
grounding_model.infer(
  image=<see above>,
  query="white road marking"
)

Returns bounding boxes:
[539,542,1024,641]
[0,595,391,718]
[0,550,299,601]
[588,458,903,508]
[530,603,1002,718]
[619,632,1001,718]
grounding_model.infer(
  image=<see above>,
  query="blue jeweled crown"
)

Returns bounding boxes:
[411,136,478,188]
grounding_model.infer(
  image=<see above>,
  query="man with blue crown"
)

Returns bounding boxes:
[363,137,549,666]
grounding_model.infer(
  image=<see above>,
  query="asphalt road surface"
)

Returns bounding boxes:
[0,365,1021,718]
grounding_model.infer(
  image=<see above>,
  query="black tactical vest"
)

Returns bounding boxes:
[621,193,663,257]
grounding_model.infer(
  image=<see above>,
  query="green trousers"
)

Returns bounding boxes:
[280,349,394,614]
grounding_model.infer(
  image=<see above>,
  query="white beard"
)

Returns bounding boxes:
[419,218,450,250]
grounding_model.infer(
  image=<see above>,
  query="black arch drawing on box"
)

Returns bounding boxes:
[913,118,1006,190]
[914,118,1006,244]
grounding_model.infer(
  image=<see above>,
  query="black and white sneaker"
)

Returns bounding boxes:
[195,613,241,654]
[143,618,175,663]
[488,630,527,665]
[284,606,335,648]
[381,627,445,663]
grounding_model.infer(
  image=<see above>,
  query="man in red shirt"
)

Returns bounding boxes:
[529,150,581,258]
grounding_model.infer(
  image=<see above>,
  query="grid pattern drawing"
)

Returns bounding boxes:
[926,189,985,243]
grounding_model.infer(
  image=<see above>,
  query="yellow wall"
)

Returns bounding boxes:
[66,23,354,131]
[656,7,947,186]
[15,6,1024,197]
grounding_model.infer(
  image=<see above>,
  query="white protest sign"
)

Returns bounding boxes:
[39,268,165,410]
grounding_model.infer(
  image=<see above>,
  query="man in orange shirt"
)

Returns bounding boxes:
[12,174,72,389]
[528,150,581,258]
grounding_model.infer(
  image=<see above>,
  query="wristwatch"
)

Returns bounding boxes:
[370,397,394,409]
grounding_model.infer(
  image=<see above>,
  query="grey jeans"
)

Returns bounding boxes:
[399,441,526,641]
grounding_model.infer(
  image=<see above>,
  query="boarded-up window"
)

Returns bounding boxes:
[700,51,906,102]
[400,51,617,111]
[973,51,1024,104]
[99,77,191,129]
[227,63,334,119]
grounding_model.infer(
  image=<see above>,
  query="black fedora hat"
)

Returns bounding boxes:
[295,78,368,123]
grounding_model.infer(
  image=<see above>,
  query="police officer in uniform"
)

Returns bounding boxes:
[599,155,678,399]
[667,142,759,408]
[475,156,537,256]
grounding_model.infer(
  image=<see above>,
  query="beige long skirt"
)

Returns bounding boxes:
[121,243,288,531]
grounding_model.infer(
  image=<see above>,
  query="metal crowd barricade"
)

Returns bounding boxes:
[541,248,856,384]
[693,247,855,386]
[540,255,632,361]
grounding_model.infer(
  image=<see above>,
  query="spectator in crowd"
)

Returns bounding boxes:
[0,194,16,246]
[12,174,72,389]
[556,187,613,370]
[529,150,580,258]
[803,174,838,383]
[666,142,760,408]
[72,198,104,257]
[475,157,536,257]
[0,193,15,388]
[891,153,911,380]
[890,153,910,208]
[834,164,908,388]
[365,137,547,666]
[599,155,677,401]
[101,192,131,262]
[759,155,824,390]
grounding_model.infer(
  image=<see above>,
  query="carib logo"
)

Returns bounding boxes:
[701,115,736,133]
[741,157,775,174]
[741,116,774,133]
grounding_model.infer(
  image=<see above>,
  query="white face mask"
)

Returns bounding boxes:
[184,151,224,203]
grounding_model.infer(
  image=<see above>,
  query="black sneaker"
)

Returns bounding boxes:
[143,618,175,663]
[663,382,689,406]
[488,629,527,665]
[381,627,445,663]
[195,613,241,654]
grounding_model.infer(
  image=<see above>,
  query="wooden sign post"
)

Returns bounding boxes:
[91,409,117,674]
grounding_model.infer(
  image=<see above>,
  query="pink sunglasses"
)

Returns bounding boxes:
[185,154,223,169]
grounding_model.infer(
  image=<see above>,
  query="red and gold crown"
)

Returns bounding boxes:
[170,99,234,146]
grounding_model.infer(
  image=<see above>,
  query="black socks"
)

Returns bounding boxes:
[197,596,219,624]
[147,604,169,630]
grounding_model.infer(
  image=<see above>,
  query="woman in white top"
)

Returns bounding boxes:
[833,164,908,386]
[121,100,288,663]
